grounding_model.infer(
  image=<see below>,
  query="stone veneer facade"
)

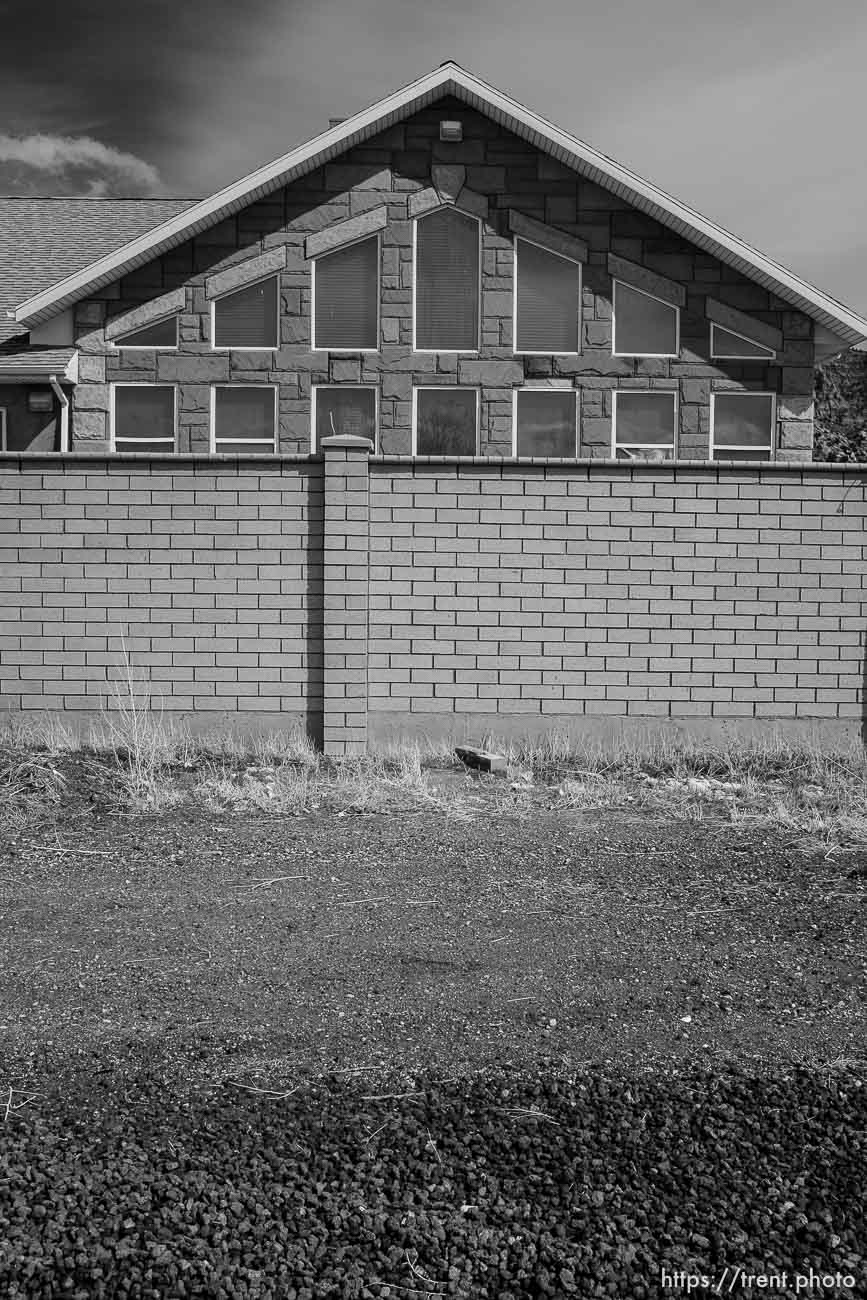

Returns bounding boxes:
[64,96,815,460]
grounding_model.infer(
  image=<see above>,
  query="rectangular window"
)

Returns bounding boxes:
[112,316,178,349]
[514,389,578,457]
[612,391,677,459]
[312,386,377,451]
[212,276,278,349]
[414,388,478,455]
[514,239,581,354]
[613,280,679,357]
[710,323,775,360]
[112,385,176,452]
[313,236,379,350]
[414,207,480,351]
[710,392,775,460]
[212,385,277,452]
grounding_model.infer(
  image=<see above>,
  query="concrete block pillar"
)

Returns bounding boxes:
[320,434,372,757]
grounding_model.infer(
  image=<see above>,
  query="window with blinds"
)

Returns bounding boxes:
[212,276,278,349]
[313,386,377,450]
[514,389,578,457]
[612,391,677,459]
[514,239,581,354]
[212,386,277,452]
[114,316,178,348]
[112,386,176,452]
[414,208,480,351]
[710,324,775,360]
[313,237,379,350]
[613,280,679,356]
[711,392,775,460]
[414,387,478,455]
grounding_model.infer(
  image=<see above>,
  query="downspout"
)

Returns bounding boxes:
[48,376,69,452]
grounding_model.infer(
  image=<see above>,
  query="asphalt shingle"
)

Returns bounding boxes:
[0,197,197,344]
[0,346,77,374]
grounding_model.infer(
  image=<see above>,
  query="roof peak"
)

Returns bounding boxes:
[10,61,867,343]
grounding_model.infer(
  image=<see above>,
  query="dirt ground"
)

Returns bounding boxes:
[1,774,864,1105]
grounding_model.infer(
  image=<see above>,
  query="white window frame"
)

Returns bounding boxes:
[611,389,679,460]
[512,237,582,357]
[511,385,579,457]
[612,279,680,359]
[210,384,279,453]
[0,408,6,451]
[311,384,379,453]
[108,315,179,351]
[709,390,776,461]
[210,272,280,352]
[110,383,178,453]
[710,322,776,361]
[311,232,380,354]
[412,207,482,354]
[411,386,480,456]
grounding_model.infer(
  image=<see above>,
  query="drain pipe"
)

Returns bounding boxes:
[48,376,69,452]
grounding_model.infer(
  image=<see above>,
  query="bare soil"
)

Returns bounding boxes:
[1,765,864,1104]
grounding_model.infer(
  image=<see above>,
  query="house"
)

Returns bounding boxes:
[1,63,866,752]
[3,61,866,458]
[0,197,197,451]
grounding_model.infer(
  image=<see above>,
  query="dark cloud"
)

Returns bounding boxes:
[0,0,281,192]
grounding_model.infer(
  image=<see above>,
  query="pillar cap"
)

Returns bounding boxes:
[319,435,373,450]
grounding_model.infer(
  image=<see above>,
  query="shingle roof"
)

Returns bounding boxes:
[0,345,77,376]
[0,197,197,344]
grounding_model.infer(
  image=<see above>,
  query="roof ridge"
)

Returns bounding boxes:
[8,62,867,341]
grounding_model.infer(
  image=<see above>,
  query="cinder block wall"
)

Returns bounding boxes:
[2,453,865,749]
[68,97,815,461]
[367,460,867,741]
[0,455,321,732]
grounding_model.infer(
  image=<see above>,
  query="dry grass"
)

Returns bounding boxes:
[501,729,867,849]
[195,742,465,819]
[0,746,68,828]
[3,696,867,852]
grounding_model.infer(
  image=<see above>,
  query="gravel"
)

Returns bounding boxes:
[2,774,864,1297]
[1,1067,863,1298]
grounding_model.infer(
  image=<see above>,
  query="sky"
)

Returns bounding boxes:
[1,0,865,314]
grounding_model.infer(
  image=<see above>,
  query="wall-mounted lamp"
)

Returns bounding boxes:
[27,390,53,413]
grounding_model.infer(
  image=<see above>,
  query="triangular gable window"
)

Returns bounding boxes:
[114,316,178,348]
[710,323,775,360]
[613,281,679,357]
[213,276,279,349]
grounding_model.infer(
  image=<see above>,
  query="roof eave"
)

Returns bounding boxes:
[14,61,867,344]
[14,65,457,327]
[0,351,78,383]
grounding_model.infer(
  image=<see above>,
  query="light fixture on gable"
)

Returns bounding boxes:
[439,120,463,142]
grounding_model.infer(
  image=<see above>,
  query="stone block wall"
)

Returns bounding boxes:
[67,97,815,460]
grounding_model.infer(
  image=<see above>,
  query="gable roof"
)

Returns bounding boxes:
[11,63,867,345]
[0,196,196,344]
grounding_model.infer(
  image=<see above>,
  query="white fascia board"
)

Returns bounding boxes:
[14,61,867,343]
